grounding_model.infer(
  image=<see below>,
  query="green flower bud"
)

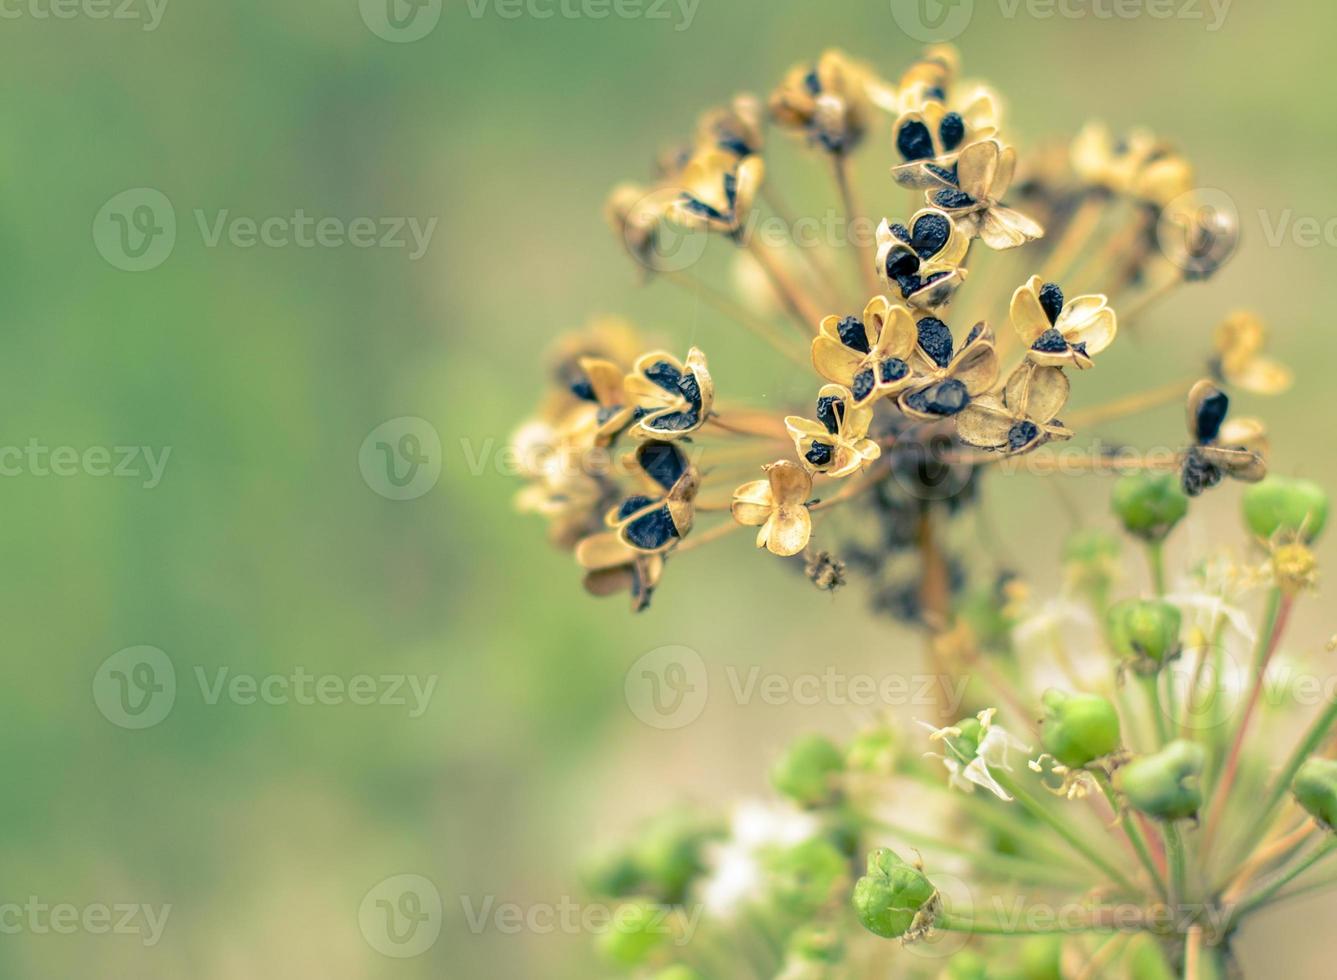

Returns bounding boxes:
[945,950,989,980]
[1063,528,1123,598]
[1112,472,1189,542]
[786,923,845,964]
[1019,934,1064,980]
[765,837,849,918]
[598,898,670,967]
[1107,598,1183,674]
[1117,740,1206,821]
[846,726,897,776]
[632,809,723,905]
[771,734,845,808]
[651,968,702,980]
[581,845,642,899]
[852,848,938,939]
[1040,689,1121,768]
[1243,476,1329,543]
[1293,757,1337,830]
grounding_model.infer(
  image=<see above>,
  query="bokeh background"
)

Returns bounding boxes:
[2,0,1336,976]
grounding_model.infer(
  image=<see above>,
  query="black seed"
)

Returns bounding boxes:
[1038,282,1065,324]
[596,406,624,426]
[1194,388,1231,442]
[718,136,752,157]
[939,112,965,152]
[933,188,975,209]
[897,119,935,161]
[680,195,726,221]
[886,248,920,281]
[623,506,680,550]
[925,85,947,101]
[926,162,958,184]
[910,212,951,257]
[1008,421,1040,452]
[815,395,845,434]
[643,359,684,393]
[880,358,909,383]
[1031,327,1069,354]
[1181,449,1223,497]
[722,171,738,207]
[803,68,821,95]
[889,222,912,244]
[805,441,835,467]
[837,316,870,353]
[677,372,701,406]
[852,369,876,402]
[617,495,656,520]
[644,409,700,433]
[896,274,921,298]
[905,379,970,416]
[1072,341,1089,358]
[964,323,984,346]
[569,379,596,402]
[917,316,954,368]
[637,441,687,490]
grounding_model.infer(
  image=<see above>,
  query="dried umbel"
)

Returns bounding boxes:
[517,44,1286,618]
[519,45,1327,976]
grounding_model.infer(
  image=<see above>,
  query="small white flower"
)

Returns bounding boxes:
[697,800,819,919]
[919,709,1030,802]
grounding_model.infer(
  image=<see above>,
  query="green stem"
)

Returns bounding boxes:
[865,818,1087,887]
[1231,837,1337,923]
[1164,821,1189,909]
[1147,539,1167,596]
[1235,697,1337,867]
[1203,588,1290,854]
[936,912,1127,936]
[1141,673,1171,747]
[1094,770,1169,902]
[992,770,1142,895]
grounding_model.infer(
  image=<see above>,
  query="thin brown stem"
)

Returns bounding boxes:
[663,269,809,365]
[744,236,826,335]
[830,154,878,296]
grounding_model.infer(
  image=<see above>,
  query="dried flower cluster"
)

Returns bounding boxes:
[512,43,1332,978]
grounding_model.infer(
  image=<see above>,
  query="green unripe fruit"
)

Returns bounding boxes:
[1243,476,1329,543]
[1112,473,1189,542]
[632,809,722,905]
[599,898,670,966]
[852,848,937,939]
[946,716,984,760]
[1118,740,1206,821]
[1107,599,1183,674]
[786,923,845,964]
[765,837,849,918]
[1293,757,1337,830]
[771,734,845,808]
[1040,689,1121,768]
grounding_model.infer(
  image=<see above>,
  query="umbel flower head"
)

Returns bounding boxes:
[519,40,1288,625]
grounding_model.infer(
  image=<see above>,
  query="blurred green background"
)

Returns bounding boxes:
[2,0,1336,976]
